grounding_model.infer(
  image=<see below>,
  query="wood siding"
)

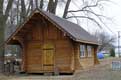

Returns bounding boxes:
[12,21,99,73]
[23,21,74,73]
[74,43,98,70]
[79,46,94,69]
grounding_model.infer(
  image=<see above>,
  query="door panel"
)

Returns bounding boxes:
[43,49,54,65]
[43,43,54,72]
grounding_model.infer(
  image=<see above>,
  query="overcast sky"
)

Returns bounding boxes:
[103,0,121,35]
[56,0,121,36]
[102,0,121,46]
[57,0,121,47]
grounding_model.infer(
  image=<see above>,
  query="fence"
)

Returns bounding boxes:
[4,61,20,75]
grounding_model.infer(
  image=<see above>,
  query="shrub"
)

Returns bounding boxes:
[110,48,115,57]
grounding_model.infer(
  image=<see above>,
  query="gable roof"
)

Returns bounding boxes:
[6,9,98,45]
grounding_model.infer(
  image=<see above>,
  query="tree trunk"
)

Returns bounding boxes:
[35,0,38,8]
[16,0,19,24]
[30,0,34,11]
[53,0,58,14]
[0,0,13,73]
[47,0,58,14]
[4,0,14,21]
[0,21,5,72]
[47,0,54,12]
[0,0,4,17]
[40,0,43,9]
[20,0,26,23]
[63,0,71,18]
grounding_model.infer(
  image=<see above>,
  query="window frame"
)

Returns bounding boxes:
[87,45,92,57]
[80,45,86,58]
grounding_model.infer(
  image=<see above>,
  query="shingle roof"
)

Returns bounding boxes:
[7,9,99,45]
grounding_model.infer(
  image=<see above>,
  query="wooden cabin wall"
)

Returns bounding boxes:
[80,45,94,69]
[79,46,94,69]
[74,43,83,70]
[24,21,74,73]
[74,43,97,70]
[15,23,98,73]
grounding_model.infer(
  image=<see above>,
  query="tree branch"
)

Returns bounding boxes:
[68,9,110,20]
[82,3,98,10]
[82,0,111,10]
[26,2,31,17]
[66,16,102,28]
[69,12,80,24]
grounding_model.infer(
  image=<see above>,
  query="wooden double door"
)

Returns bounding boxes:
[27,42,54,73]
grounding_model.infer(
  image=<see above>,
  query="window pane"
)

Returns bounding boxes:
[80,45,85,57]
[87,46,92,57]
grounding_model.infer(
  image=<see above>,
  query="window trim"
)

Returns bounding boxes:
[80,45,86,58]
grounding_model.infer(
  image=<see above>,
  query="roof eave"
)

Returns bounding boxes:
[75,39,99,45]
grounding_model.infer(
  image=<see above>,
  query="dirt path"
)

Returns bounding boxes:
[74,58,121,80]
[1,58,121,80]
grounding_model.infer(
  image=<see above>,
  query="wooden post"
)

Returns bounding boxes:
[21,46,25,72]
[19,41,26,72]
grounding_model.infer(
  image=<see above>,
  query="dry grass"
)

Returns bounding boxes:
[74,57,121,80]
[0,74,11,80]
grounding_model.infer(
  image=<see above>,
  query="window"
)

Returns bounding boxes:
[87,46,92,57]
[80,45,86,57]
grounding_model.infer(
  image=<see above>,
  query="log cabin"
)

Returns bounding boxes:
[6,9,99,74]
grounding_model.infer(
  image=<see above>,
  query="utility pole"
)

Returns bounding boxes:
[118,31,120,57]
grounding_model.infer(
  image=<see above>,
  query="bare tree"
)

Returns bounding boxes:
[20,0,26,22]
[47,0,58,14]
[94,31,116,52]
[40,0,44,9]
[0,0,14,72]
[35,0,38,8]
[63,0,71,18]
[63,0,112,29]
[30,0,34,11]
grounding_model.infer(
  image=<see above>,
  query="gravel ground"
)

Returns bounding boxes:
[1,57,121,80]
